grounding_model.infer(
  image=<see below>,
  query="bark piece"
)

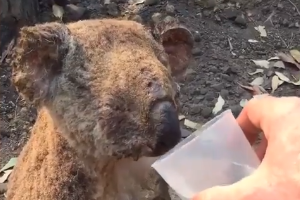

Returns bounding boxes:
[0,0,39,25]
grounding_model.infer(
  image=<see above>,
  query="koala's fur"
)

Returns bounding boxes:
[6,18,193,200]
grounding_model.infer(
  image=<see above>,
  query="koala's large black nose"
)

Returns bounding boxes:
[150,101,181,156]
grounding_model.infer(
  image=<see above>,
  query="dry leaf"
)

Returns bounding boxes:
[290,49,300,63]
[178,115,185,121]
[134,0,145,4]
[238,83,254,91]
[277,52,300,69]
[273,72,300,86]
[250,77,264,86]
[254,25,267,37]
[238,83,264,95]
[274,71,290,83]
[255,85,267,94]
[212,95,225,115]
[252,60,270,68]
[268,56,280,61]
[272,61,285,69]
[0,170,13,183]
[291,79,300,86]
[52,4,64,20]
[239,99,248,108]
[271,75,284,93]
[248,69,264,75]
[0,157,17,173]
[248,39,259,43]
[184,119,202,129]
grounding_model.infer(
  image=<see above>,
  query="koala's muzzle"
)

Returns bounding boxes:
[149,101,181,156]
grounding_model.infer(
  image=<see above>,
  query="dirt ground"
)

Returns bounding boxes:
[1,0,300,198]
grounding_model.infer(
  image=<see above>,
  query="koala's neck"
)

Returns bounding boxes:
[80,154,160,200]
[41,107,159,199]
[79,153,159,199]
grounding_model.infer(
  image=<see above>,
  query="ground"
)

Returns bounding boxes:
[1,0,300,198]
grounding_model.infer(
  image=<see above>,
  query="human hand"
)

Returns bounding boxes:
[192,96,300,200]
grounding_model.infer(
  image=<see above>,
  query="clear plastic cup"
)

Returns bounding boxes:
[152,110,261,200]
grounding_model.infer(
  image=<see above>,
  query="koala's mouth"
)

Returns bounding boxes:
[131,144,155,161]
[117,92,181,161]
[113,100,181,162]
[131,136,178,161]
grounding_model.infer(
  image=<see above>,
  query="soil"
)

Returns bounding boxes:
[1,0,300,199]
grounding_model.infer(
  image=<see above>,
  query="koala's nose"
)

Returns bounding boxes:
[150,101,181,156]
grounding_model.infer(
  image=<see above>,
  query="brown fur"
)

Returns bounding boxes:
[7,18,193,200]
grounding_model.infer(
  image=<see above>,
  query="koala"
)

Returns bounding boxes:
[6,18,193,200]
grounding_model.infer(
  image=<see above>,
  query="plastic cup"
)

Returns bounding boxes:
[152,110,261,200]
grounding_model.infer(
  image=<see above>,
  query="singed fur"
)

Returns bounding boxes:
[7,18,193,200]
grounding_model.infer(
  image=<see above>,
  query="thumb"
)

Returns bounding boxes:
[192,185,237,200]
[192,171,262,200]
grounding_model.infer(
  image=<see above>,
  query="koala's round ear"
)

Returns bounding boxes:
[154,16,194,80]
[10,22,71,105]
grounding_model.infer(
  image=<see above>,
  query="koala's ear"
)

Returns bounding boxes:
[10,22,71,105]
[154,17,194,80]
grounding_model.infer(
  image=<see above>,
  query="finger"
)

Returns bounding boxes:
[192,186,231,200]
[236,96,278,145]
[237,96,300,145]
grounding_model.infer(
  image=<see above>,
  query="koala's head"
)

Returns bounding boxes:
[10,18,193,160]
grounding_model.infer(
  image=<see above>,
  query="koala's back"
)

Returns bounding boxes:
[6,108,94,200]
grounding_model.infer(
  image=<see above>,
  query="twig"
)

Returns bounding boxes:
[287,32,295,48]
[264,5,290,49]
[264,10,276,24]
[228,37,236,56]
[228,37,233,51]
[14,95,20,119]
[1,36,17,64]
[287,0,300,16]
[276,29,289,48]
